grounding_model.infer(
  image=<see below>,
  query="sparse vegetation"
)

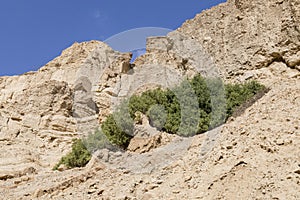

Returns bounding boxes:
[53,139,91,170]
[100,74,266,149]
[225,80,266,118]
[101,110,134,149]
[82,129,113,153]
[53,76,266,168]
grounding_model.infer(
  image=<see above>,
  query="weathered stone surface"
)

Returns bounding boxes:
[0,41,130,184]
[0,0,300,199]
[177,0,300,80]
[128,132,176,154]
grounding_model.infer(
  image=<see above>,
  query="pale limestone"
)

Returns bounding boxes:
[0,0,300,199]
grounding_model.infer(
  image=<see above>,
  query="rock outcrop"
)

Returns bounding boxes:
[0,41,132,181]
[0,0,299,199]
[178,0,300,80]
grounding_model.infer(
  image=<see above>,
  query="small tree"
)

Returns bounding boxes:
[53,139,91,170]
[83,129,113,153]
[225,80,266,118]
[101,113,133,149]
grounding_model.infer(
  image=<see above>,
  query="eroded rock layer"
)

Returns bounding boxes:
[0,0,299,199]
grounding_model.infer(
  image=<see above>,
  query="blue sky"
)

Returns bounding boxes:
[0,0,226,76]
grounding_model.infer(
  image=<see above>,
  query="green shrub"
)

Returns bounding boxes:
[156,89,181,134]
[53,139,91,170]
[190,75,212,114]
[100,74,266,147]
[101,113,133,149]
[128,88,181,134]
[225,80,266,118]
[173,79,202,136]
[206,77,227,128]
[83,129,113,153]
[147,104,167,130]
[53,77,265,164]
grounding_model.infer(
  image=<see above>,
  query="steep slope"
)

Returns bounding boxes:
[0,41,131,183]
[21,77,297,200]
[2,77,298,200]
[0,0,299,199]
[178,0,300,80]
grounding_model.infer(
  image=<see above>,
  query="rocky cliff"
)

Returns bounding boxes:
[178,0,300,80]
[0,41,132,182]
[0,0,299,199]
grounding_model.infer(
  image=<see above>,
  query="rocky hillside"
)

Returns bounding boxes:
[0,0,299,199]
[178,0,300,81]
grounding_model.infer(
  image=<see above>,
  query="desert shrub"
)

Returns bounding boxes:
[173,79,203,136]
[101,112,133,149]
[147,104,167,130]
[101,74,266,147]
[128,88,168,118]
[53,138,91,170]
[190,75,212,114]
[128,88,181,134]
[206,77,227,128]
[52,77,265,162]
[156,89,181,134]
[225,80,266,118]
[128,93,156,118]
[83,129,113,153]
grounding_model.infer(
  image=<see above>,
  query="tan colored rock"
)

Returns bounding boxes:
[0,40,129,188]
[177,0,300,80]
[128,132,176,153]
[0,0,300,199]
[94,52,132,123]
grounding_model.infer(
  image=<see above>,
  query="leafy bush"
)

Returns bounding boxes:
[173,79,203,136]
[206,77,227,128]
[101,113,133,149]
[128,88,167,119]
[225,80,266,118]
[53,139,91,170]
[100,74,266,148]
[82,129,113,153]
[147,104,167,130]
[189,75,212,114]
[52,77,266,163]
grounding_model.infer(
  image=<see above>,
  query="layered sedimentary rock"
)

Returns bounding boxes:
[0,0,299,199]
[0,41,132,177]
[177,0,300,80]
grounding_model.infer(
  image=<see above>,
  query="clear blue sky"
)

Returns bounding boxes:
[0,0,226,76]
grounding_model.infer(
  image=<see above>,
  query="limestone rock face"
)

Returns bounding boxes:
[178,0,300,79]
[0,80,74,137]
[128,131,177,154]
[0,41,131,180]
[0,0,300,199]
